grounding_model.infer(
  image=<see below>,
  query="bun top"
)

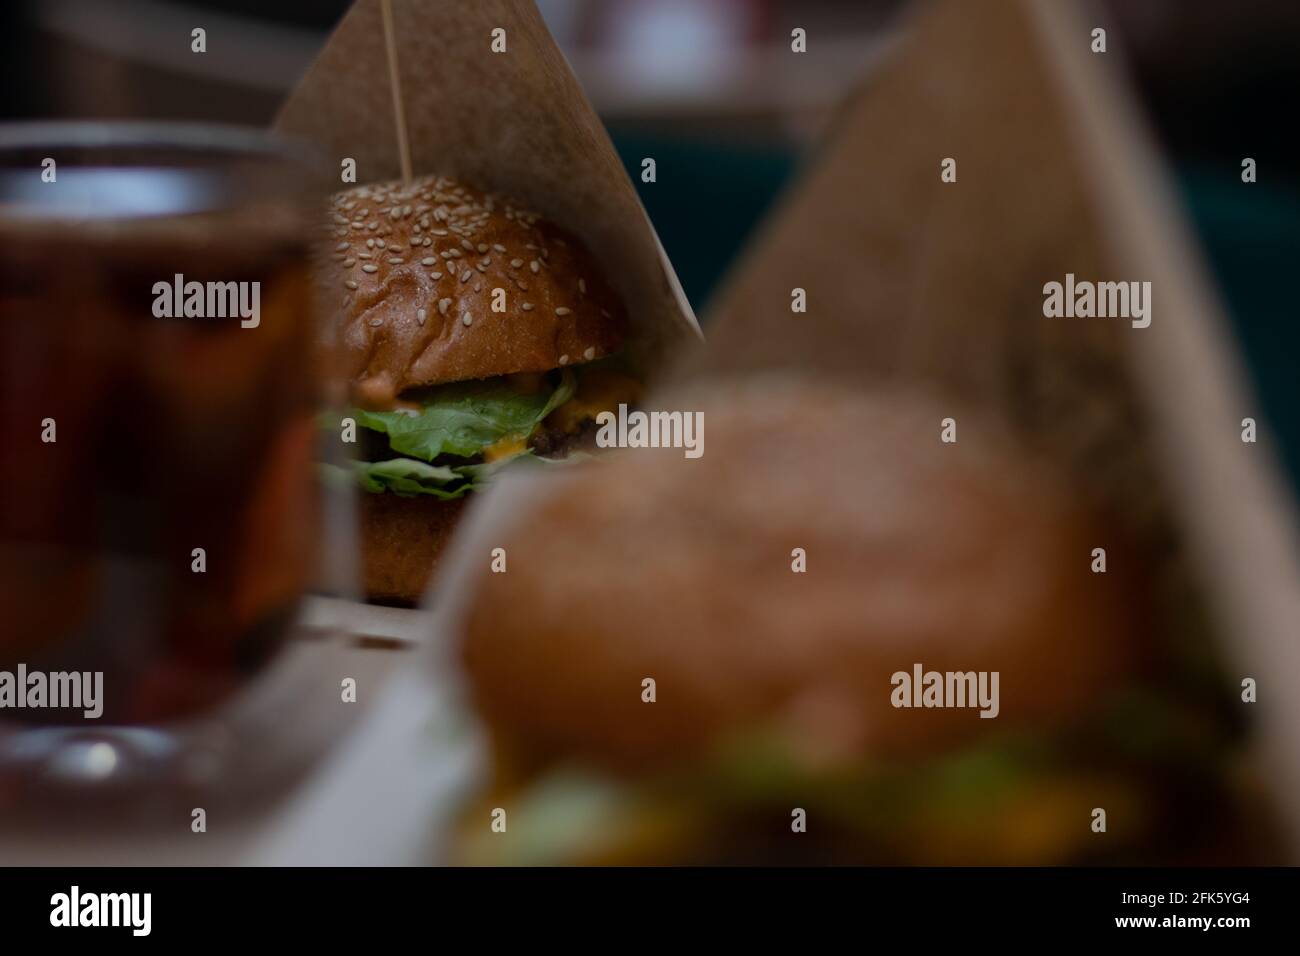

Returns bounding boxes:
[461,379,1145,771]
[324,174,627,406]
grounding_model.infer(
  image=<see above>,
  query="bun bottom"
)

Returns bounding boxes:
[359,492,469,604]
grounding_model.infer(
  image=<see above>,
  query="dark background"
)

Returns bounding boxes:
[1,0,1296,486]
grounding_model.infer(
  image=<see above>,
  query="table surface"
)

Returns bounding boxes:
[0,599,475,866]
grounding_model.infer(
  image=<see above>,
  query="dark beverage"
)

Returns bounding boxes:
[0,128,327,726]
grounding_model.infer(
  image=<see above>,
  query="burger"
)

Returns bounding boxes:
[320,173,640,603]
[452,379,1274,864]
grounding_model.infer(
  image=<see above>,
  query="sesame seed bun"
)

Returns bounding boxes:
[326,173,627,406]
[461,379,1147,772]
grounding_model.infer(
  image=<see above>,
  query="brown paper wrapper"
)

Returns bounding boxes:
[274,0,699,376]
[676,0,1300,853]
[680,0,1159,526]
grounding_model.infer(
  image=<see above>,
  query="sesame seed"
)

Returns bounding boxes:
[430,272,443,280]
[476,243,488,253]
[389,207,401,220]
[515,280,529,291]
[421,257,436,266]
[510,258,523,268]
[558,354,569,365]
[578,278,587,295]
[416,308,427,324]
[376,239,387,249]
[343,258,356,267]
[362,264,378,273]
[462,312,473,327]
[530,260,540,273]
[438,298,451,315]
[344,279,358,290]
[335,241,350,251]
[368,318,384,327]
[460,270,473,282]
[583,347,595,360]
[461,239,474,251]
[492,244,506,253]
[365,238,375,248]
[387,257,404,265]
[474,282,482,292]
[555,307,571,316]
[521,303,534,311]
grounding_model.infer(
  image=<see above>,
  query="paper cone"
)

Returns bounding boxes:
[680,0,1300,853]
[274,0,699,375]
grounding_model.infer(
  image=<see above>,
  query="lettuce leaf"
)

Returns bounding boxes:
[350,369,576,462]
[454,685,1239,864]
[319,446,569,498]
[320,453,531,499]
[317,369,583,499]
[349,458,475,498]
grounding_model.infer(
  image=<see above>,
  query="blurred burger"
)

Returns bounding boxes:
[320,174,640,603]
[453,378,1272,864]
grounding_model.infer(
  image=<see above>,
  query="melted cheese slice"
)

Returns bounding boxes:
[548,369,643,435]
[483,434,529,463]
[484,369,642,463]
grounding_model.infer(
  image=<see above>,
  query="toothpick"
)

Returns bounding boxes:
[380,0,413,186]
